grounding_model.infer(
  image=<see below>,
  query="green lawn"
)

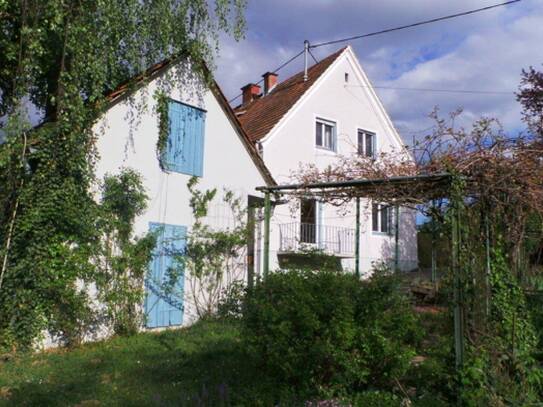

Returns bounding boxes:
[0,320,283,406]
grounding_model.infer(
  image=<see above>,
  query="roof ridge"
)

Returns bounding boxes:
[271,46,348,91]
[234,46,347,142]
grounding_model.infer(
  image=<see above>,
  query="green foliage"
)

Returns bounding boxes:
[458,248,542,406]
[216,280,247,321]
[0,320,286,406]
[348,391,402,406]
[0,121,100,349]
[242,267,420,398]
[155,91,170,170]
[525,276,543,351]
[436,175,543,405]
[100,168,148,242]
[0,0,247,117]
[183,177,249,318]
[279,246,343,272]
[96,168,155,336]
[0,0,247,350]
[488,248,537,357]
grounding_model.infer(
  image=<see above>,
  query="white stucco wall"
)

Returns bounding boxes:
[260,47,418,274]
[92,65,268,326]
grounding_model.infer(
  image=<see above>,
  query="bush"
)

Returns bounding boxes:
[241,267,421,397]
[348,390,402,406]
[216,280,247,321]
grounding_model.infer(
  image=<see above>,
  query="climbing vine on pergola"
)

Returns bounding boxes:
[257,94,543,375]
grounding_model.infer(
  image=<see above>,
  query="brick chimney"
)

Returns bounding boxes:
[262,72,278,95]
[241,83,261,105]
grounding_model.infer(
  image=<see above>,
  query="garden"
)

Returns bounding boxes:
[1,1,543,405]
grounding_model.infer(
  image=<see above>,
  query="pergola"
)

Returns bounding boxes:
[257,173,452,275]
[256,172,468,368]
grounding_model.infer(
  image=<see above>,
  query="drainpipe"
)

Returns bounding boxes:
[303,40,309,82]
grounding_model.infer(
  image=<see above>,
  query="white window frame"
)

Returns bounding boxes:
[357,129,376,158]
[315,117,337,152]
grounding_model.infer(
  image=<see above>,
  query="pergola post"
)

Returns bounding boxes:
[431,200,437,285]
[484,212,491,317]
[394,204,400,271]
[451,198,465,370]
[263,191,271,279]
[355,197,360,278]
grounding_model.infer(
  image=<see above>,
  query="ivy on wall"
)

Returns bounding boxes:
[0,0,247,350]
[96,169,156,336]
[155,92,170,171]
[182,177,249,318]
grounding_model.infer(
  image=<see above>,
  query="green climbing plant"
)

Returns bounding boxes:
[441,174,543,404]
[96,169,156,337]
[155,91,170,170]
[0,0,247,350]
[182,177,249,318]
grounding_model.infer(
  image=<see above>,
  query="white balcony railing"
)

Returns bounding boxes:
[278,222,356,257]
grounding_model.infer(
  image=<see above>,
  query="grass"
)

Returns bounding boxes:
[0,320,284,406]
[0,311,457,407]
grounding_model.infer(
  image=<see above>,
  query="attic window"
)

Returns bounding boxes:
[315,118,337,152]
[358,129,376,158]
[344,73,349,83]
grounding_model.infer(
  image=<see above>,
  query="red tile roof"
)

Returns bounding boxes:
[234,47,347,142]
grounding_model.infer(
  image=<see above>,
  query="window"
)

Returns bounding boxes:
[316,118,336,151]
[372,203,391,234]
[357,129,375,158]
[162,100,206,176]
[345,72,349,83]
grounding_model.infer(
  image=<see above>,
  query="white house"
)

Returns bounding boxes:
[234,45,418,275]
[93,58,275,330]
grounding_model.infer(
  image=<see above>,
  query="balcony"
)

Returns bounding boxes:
[278,222,356,257]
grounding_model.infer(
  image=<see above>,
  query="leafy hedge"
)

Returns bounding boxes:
[241,267,421,398]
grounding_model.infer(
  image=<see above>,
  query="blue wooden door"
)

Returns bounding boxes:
[145,222,186,328]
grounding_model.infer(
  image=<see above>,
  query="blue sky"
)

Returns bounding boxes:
[215,0,543,143]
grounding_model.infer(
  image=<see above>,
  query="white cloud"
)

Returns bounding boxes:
[214,0,542,140]
[379,6,543,136]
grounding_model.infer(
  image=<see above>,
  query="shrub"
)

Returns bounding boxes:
[457,250,543,406]
[216,280,247,321]
[241,267,420,397]
[348,390,402,406]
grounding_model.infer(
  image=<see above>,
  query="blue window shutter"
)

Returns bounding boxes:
[163,100,205,176]
[193,109,205,176]
[182,107,195,174]
[164,101,183,173]
[145,222,186,328]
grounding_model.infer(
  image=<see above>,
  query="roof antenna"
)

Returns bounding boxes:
[303,40,309,82]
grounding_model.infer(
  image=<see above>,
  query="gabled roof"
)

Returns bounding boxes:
[106,58,276,185]
[234,47,347,142]
[29,56,276,186]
